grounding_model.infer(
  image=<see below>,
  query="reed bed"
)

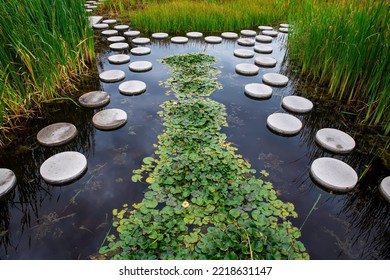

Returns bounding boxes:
[0,0,94,138]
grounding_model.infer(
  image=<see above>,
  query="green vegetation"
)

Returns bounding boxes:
[99,53,308,260]
[0,0,95,143]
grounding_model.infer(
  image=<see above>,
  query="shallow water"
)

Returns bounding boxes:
[0,29,389,260]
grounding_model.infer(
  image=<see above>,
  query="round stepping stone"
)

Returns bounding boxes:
[233,49,254,58]
[93,23,108,29]
[254,45,273,54]
[118,80,147,96]
[379,176,390,203]
[267,113,302,135]
[310,157,358,192]
[258,25,273,31]
[186,32,203,38]
[85,9,92,12]
[282,96,314,113]
[279,27,289,33]
[114,24,129,31]
[235,63,259,76]
[124,30,141,37]
[92,109,127,130]
[107,36,126,43]
[221,32,239,39]
[280,23,289,28]
[256,35,273,43]
[37,123,77,146]
[101,29,118,36]
[262,73,289,87]
[244,83,272,99]
[130,47,151,56]
[109,42,129,50]
[262,30,278,37]
[205,36,222,44]
[99,70,125,83]
[102,19,117,25]
[0,169,17,198]
[79,91,110,108]
[255,56,277,67]
[315,128,356,154]
[129,61,153,72]
[132,37,150,44]
[237,38,255,47]
[171,36,188,44]
[240,29,257,37]
[152,32,169,39]
[40,152,87,185]
[108,54,130,64]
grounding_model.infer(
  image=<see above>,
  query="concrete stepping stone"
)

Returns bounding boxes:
[262,73,289,87]
[186,32,203,38]
[108,54,131,64]
[235,63,259,76]
[124,30,141,37]
[89,16,103,26]
[107,36,126,43]
[114,24,129,31]
[93,23,109,29]
[279,27,289,33]
[234,49,254,58]
[92,108,127,130]
[109,42,129,50]
[221,32,239,39]
[255,56,277,67]
[102,19,117,25]
[262,30,278,37]
[0,169,17,198]
[129,61,153,72]
[280,23,289,28]
[152,32,169,39]
[102,29,119,36]
[37,123,77,146]
[379,176,390,203]
[132,37,150,44]
[237,38,255,47]
[40,152,87,185]
[282,96,314,113]
[267,113,302,135]
[310,157,358,192]
[118,80,147,96]
[256,35,273,43]
[130,47,151,56]
[171,36,189,44]
[99,70,125,83]
[240,29,257,37]
[258,25,273,31]
[85,9,92,12]
[79,91,110,108]
[315,128,356,154]
[205,36,222,44]
[244,83,272,99]
[254,45,273,54]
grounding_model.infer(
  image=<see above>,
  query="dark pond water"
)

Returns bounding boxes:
[0,28,389,260]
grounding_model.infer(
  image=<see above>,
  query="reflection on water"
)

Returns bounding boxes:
[0,28,389,259]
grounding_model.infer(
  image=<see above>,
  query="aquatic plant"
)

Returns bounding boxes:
[100,53,308,260]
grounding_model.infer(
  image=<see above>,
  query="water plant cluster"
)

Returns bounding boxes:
[99,53,309,259]
[0,0,95,143]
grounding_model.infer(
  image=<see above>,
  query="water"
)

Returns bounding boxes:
[0,30,389,260]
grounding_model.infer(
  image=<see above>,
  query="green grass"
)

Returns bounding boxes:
[0,0,94,142]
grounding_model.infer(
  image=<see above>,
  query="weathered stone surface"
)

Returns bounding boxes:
[315,128,356,154]
[235,63,259,76]
[282,96,314,113]
[240,29,257,37]
[102,29,119,36]
[152,32,169,39]
[109,42,129,50]
[37,123,77,146]
[108,54,131,64]
[186,32,203,38]
[124,30,141,37]
[262,73,289,87]
[379,176,390,203]
[79,91,110,108]
[267,113,302,135]
[310,157,358,192]
[102,19,117,25]
[262,30,278,37]
[99,70,125,82]
[255,35,273,43]
[89,16,103,27]
[118,80,147,96]
[132,37,151,44]
[258,25,273,31]
[255,56,277,67]
[205,36,222,43]
[107,36,126,43]
[254,45,273,54]
[92,108,127,130]
[130,47,151,56]
[0,169,17,198]
[244,83,272,99]
[171,36,189,44]
[237,38,255,47]
[279,27,289,33]
[221,32,238,39]
[280,23,290,28]
[233,49,255,58]
[93,23,108,29]
[114,24,129,31]
[129,61,153,72]
[40,152,87,185]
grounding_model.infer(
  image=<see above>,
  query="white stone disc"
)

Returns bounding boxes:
[221,32,238,39]
[40,152,87,185]
[132,37,151,44]
[102,29,118,36]
[280,23,289,28]
[114,24,129,31]
[152,32,169,39]
[118,80,147,96]
[240,29,257,37]
[267,113,302,135]
[244,83,272,99]
[85,9,92,12]
[234,49,255,58]
[109,42,129,50]
[379,176,390,203]
[0,169,17,197]
[258,25,273,31]
[256,35,273,43]
[282,95,314,113]
[93,23,108,29]
[310,157,358,192]
[130,47,151,56]
[79,91,110,108]
[235,63,259,76]
[262,73,289,87]
[129,61,153,72]
[279,27,289,33]
[315,128,356,154]
[92,108,127,130]
[255,56,277,67]
[205,36,222,44]
[254,45,273,54]
[107,36,126,43]
[262,30,278,37]
[99,70,125,82]
[186,32,203,38]
[102,19,117,25]
[171,36,189,44]
[124,30,141,37]
[37,123,77,146]
[237,38,255,47]
[108,54,131,64]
